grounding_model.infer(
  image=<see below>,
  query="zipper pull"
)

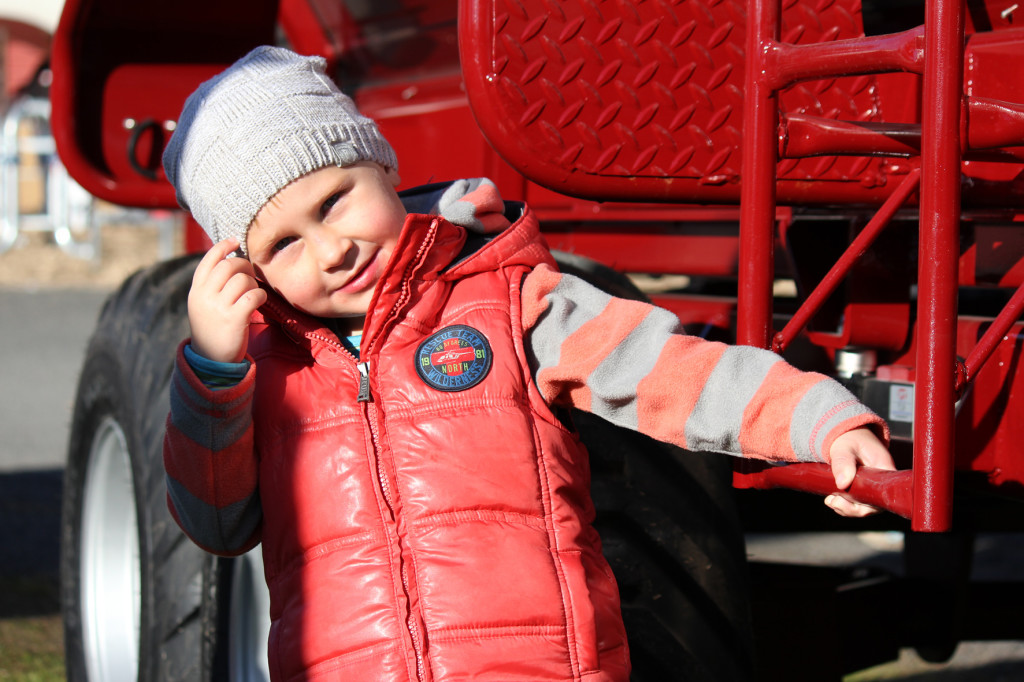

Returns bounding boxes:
[357,361,372,402]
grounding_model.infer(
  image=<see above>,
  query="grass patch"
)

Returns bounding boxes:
[0,616,64,681]
[0,577,64,681]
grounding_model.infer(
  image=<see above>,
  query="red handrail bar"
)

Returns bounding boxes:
[913,0,965,533]
[782,97,1024,160]
[740,0,970,529]
[740,465,915,519]
[764,25,925,89]
[738,0,779,352]
[780,115,922,158]
[956,282,1024,394]
[772,168,922,354]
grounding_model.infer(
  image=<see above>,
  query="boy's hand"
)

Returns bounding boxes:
[825,427,896,518]
[188,238,268,363]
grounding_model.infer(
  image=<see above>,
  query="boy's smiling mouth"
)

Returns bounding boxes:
[337,249,382,294]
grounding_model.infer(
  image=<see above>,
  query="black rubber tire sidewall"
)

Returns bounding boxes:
[61,254,214,682]
[554,252,755,681]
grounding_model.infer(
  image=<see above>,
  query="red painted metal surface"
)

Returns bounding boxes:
[873,315,1024,497]
[50,0,280,206]
[48,0,1024,528]
[50,0,747,260]
[729,0,984,527]
[733,0,918,517]
[958,283,1024,392]
[772,169,922,355]
[912,0,964,532]
[737,0,779,351]
[459,0,916,206]
[763,26,925,88]
[736,465,915,519]
[542,224,739,275]
[954,319,1024,494]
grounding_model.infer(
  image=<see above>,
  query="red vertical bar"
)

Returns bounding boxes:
[913,0,964,532]
[738,0,778,349]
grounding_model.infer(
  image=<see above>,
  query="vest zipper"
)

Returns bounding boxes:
[363,372,427,682]
[269,226,438,679]
[287,318,428,676]
[357,362,371,402]
[363,218,440,359]
[362,222,437,681]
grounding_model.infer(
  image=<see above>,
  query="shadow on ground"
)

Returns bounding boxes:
[855,658,1024,682]
[0,469,62,618]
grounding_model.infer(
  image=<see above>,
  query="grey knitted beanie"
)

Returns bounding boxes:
[162,46,398,256]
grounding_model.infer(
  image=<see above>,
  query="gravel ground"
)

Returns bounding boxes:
[0,210,179,290]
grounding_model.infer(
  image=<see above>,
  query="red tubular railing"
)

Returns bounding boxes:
[763,25,925,88]
[743,466,915,519]
[771,169,922,355]
[912,0,964,532]
[737,0,780,353]
[781,97,1024,160]
[780,115,923,158]
[738,0,969,529]
[957,282,1024,392]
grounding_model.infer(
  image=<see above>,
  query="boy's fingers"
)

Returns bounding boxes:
[194,238,241,279]
[241,287,268,311]
[222,271,266,309]
[829,428,897,491]
[825,494,879,518]
[860,441,897,471]
[204,238,240,264]
[222,271,261,304]
[202,251,258,294]
[826,429,897,517]
[830,451,857,491]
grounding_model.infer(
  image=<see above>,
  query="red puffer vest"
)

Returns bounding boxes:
[247,205,630,681]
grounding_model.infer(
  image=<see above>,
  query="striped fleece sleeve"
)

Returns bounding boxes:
[163,341,262,556]
[520,264,887,464]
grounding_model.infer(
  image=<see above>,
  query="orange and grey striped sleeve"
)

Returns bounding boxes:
[520,263,886,464]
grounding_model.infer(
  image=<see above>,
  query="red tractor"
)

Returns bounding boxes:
[51,0,1024,679]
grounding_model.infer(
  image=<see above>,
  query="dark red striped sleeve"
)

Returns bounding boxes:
[163,342,262,556]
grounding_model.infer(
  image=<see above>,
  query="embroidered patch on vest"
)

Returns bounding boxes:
[415,325,492,392]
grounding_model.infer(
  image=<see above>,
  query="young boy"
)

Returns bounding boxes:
[162,46,894,682]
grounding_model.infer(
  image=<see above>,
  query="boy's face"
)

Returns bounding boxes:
[247,162,406,329]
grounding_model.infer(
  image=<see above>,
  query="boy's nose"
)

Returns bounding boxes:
[312,232,354,271]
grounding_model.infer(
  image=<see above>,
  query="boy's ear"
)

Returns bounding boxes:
[387,168,401,187]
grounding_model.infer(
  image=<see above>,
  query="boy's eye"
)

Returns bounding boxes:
[320,191,342,219]
[273,236,297,252]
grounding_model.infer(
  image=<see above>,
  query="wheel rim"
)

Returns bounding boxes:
[229,548,272,681]
[80,416,140,682]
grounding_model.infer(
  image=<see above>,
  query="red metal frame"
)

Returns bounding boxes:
[49,0,1024,531]
[772,169,922,355]
[912,0,964,532]
[734,0,969,530]
[733,0,1024,530]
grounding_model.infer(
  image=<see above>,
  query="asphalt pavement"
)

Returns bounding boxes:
[0,287,108,472]
[0,286,108,588]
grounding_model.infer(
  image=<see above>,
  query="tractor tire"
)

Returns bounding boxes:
[61,252,273,682]
[555,251,756,682]
[60,254,222,682]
